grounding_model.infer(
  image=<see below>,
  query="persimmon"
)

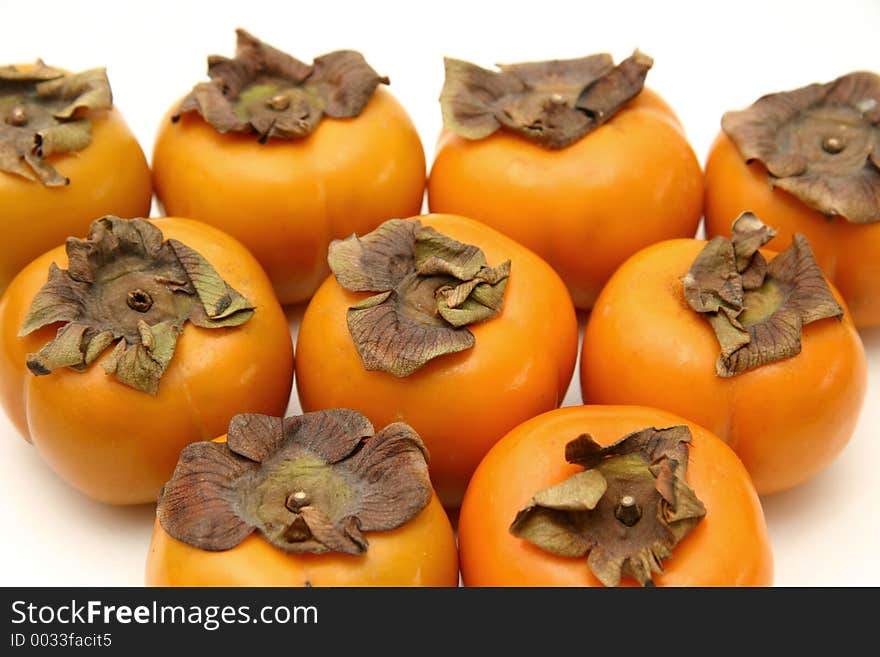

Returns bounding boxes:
[0,216,293,505]
[152,29,426,306]
[296,213,577,507]
[580,213,866,495]
[704,71,880,327]
[458,405,773,587]
[146,410,459,587]
[427,50,703,309]
[0,62,152,293]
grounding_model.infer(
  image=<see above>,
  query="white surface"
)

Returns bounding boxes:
[0,0,877,586]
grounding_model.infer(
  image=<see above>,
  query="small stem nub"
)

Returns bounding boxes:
[266,94,291,111]
[7,106,28,127]
[285,490,310,512]
[126,289,153,313]
[614,495,642,527]
[822,136,845,154]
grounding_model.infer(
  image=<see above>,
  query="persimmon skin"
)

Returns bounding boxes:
[704,132,880,328]
[0,108,152,293]
[427,88,703,309]
[459,405,773,587]
[146,490,458,587]
[580,239,867,495]
[0,217,294,505]
[152,87,427,306]
[295,213,578,508]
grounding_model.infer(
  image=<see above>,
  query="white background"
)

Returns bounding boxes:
[0,0,877,586]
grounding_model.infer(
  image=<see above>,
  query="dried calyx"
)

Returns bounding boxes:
[440,49,652,149]
[328,219,511,377]
[510,426,705,587]
[0,61,111,185]
[19,216,254,395]
[174,29,388,141]
[157,409,432,556]
[684,212,843,377]
[723,71,880,223]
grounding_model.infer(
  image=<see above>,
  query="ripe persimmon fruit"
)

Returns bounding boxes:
[428,50,703,309]
[580,213,866,494]
[152,30,426,305]
[296,213,578,507]
[459,405,773,587]
[0,216,293,504]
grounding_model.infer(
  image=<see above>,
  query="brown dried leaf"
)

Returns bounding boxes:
[282,409,375,464]
[342,422,431,531]
[19,217,253,394]
[311,50,389,118]
[331,219,510,376]
[328,219,418,292]
[685,213,843,377]
[441,50,651,149]
[156,410,431,557]
[510,425,704,587]
[723,71,880,223]
[157,442,256,551]
[175,30,385,140]
[0,65,110,185]
[347,288,476,377]
[575,50,653,124]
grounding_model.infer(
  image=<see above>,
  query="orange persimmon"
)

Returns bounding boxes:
[296,213,578,507]
[704,71,880,327]
[459,405,773,587]
[152,30,425,305]
[146,411,459,587]
[428,51,702,309]
[0,62,151,293]
[580,215,866,495]
[0,216,293,504]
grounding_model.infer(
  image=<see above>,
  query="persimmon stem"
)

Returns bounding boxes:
[266,95,290,111]
[822,136,845,154]
[615,495,642,527]
[126,289,154,313]
[285,490,310,511]
[8,106,27,126]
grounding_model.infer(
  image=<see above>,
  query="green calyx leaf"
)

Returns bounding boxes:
[440,50,652,149]
[683,212,843,377]
[510,426,705,587]
[20,216,254,395]
[157,409,432,556]
[174,29,388,141]
[0,63,112,186]
[328,219,511,377]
